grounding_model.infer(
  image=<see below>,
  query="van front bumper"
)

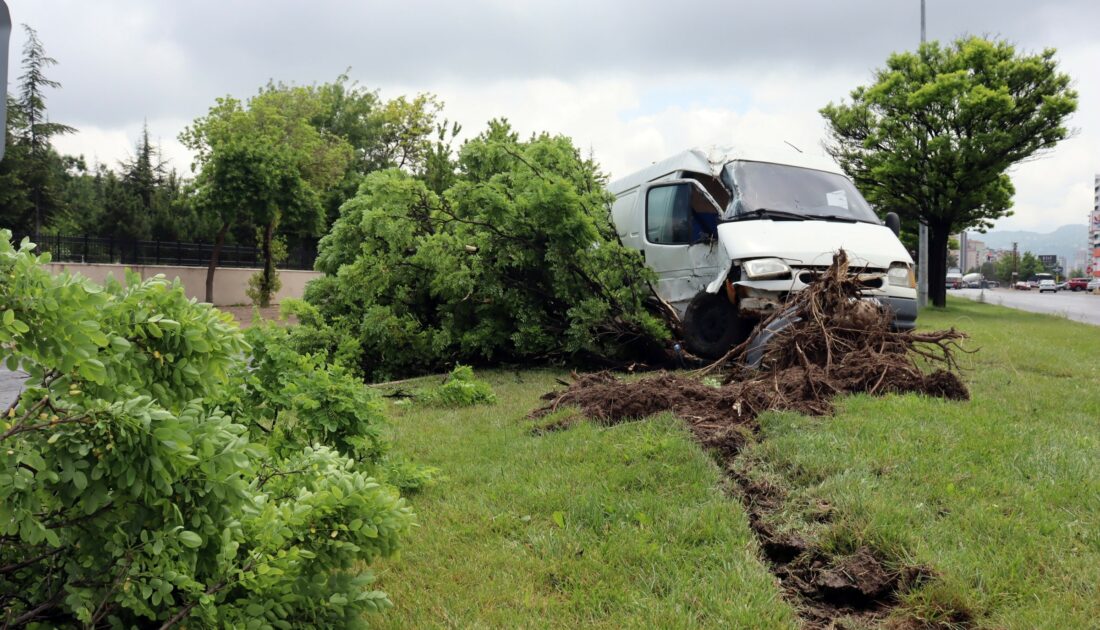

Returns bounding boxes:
[876,296,918,331]
[729,275,918,329]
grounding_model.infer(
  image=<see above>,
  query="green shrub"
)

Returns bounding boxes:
[0,231,414,627]
[420,364,497,408]
[246,230,287,307]
[378,455,441,494]
[279,298,363,374]
[233,321,387,461]
[302,120,669,380]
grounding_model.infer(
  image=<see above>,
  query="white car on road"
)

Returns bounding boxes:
[1038,279,1057,293]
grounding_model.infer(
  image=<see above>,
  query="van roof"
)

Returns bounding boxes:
[608,145,844,194]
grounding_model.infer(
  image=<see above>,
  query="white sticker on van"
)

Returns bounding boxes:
[826,190,848,209]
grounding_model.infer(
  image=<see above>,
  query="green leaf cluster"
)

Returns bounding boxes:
[419,365,497,408]
[302,120,668,380]
[820,37,1077,306]
[992,250,1045,283]
[229,322,389,463]
[0,230,414,628]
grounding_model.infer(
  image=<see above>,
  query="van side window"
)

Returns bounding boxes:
[646,184,693,244]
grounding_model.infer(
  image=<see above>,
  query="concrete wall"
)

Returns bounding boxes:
[44,262,321,306]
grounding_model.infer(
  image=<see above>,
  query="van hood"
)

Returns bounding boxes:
[716,219,913,269]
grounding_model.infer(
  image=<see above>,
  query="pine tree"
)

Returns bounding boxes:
[16,24,75,235]
[120,122,158,209]
[0,95,34,231]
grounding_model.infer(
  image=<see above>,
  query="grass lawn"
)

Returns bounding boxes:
[371,297,1099,628]
[371,370,797,629]
[742,297,1100,628]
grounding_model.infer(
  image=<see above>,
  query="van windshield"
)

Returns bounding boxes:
[723,161,880,224]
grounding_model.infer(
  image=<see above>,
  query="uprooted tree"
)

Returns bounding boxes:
[821,37,1076,308]
[299,119,671,380]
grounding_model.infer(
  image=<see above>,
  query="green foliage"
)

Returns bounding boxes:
[1019,251,1043,280]
[278,298,364,373]
[377,455,440,494]
[0,230,414,627]
[42,143,196,243]
[0,96,35,230]
[247,228,287,307]
[247,264,283,307]
[0,26,75,234]
[992,250,1045,283]
[181,86,353,301]
[979,261,996,280]
[821,37,1077,306]
[231,322,388,462]
[304,120,668,380]
[0,29,193,241]
[420,365,497,408]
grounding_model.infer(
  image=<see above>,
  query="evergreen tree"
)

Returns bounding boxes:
[16,25,75,235]
[0,95,33,232]
[120,122,158,210]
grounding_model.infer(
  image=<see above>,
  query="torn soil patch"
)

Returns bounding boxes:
[531,251,974,628]
[736,471,946,629]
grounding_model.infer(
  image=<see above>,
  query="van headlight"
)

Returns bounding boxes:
[742,258,792,280]
[888,262,916,288]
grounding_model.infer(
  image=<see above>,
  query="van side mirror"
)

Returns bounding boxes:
[884,212,901,237]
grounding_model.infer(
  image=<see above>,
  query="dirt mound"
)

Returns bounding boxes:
[535,250,968,431]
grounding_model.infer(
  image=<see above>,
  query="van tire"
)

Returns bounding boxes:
[744,309,800,369]
[682,292,750,359]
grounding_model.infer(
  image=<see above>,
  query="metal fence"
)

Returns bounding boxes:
[20,234,318,270]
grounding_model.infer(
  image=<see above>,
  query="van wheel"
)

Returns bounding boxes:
[744,308,800,369]
[682,292,750,359]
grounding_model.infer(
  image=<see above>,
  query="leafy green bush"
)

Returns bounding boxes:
[377,455,440,494]
[279,298,363,374]
[303,120,669,380]
[246,231,287,307]
[232,321,388,462]
[420,365,497,407]
[0,231,414,627]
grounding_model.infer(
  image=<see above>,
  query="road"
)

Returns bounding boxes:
[952,287,1100,326]
[1,365,26,410]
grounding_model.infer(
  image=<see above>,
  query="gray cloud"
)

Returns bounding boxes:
[6,0,1099,231]
[7,0,1098,127]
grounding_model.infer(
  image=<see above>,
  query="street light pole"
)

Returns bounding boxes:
[917,0,929,307]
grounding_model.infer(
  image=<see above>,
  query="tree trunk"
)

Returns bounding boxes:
[260,219,276,308]
[929,223,950,308]
[205,221,230,304]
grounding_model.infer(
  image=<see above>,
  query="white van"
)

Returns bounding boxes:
[607,147,917,358]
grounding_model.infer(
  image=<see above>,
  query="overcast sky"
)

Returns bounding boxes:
[6,0,1099,231]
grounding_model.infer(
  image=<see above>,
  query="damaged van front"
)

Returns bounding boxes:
[608,147,917,359]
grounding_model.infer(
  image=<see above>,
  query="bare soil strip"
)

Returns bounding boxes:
[532,252,974,628]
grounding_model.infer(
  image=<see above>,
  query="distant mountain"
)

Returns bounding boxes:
[968,224,1089,268]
